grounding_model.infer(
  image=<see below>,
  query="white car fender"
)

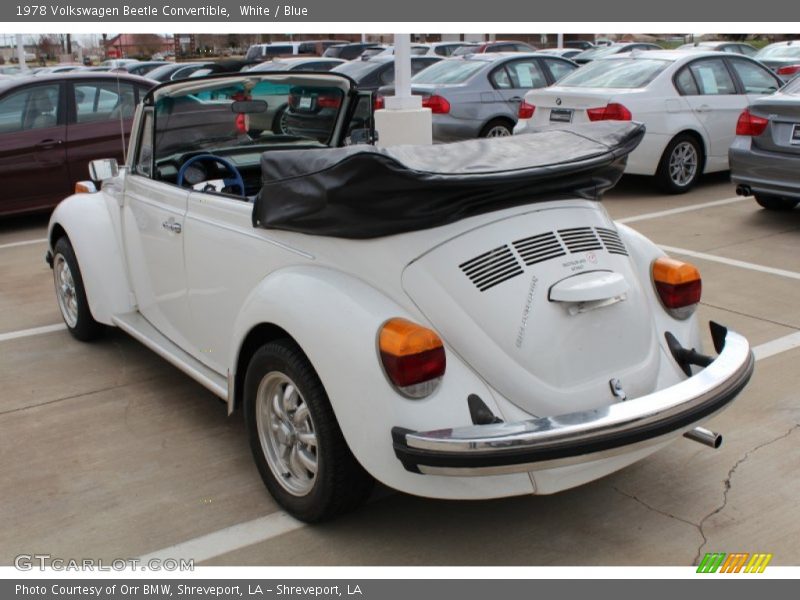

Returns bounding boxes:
[228,265,536,499]
[48,193,135,325]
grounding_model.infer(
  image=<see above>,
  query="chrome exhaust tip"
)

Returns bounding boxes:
[684,427,722,449]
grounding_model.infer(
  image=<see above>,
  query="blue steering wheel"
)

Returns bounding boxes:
[177,154,246,197]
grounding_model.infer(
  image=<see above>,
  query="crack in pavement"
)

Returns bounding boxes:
[614,423,800,566]
[693,423,800,565]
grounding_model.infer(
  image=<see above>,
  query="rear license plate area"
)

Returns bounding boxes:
[550,108,573,123]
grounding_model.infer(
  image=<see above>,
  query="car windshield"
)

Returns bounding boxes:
[756,45,800,59]
[411,59,486,84]
[147,63,188,80]
[556,58,670,88]
[151,76,348,162]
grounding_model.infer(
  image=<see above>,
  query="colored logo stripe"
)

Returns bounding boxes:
[697,552,772,573]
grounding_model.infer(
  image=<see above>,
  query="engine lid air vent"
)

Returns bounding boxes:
[596,227,629,256]
[512,232,566,265]
[459,245,524,292]
[558,227,603,253]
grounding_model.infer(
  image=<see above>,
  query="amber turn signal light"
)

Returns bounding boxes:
[379,318,446,399]
[652,256,701,319]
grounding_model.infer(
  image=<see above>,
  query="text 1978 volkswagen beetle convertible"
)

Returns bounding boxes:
[47,72,755,521]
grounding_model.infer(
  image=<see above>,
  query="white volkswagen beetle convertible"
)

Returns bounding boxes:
[47,72,754,521]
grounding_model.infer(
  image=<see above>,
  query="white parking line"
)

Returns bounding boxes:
[0,237,48,250]
[135,329,800,563]
[0,323,66,343]
[616,196,748,224]
[660,245,800,281]
[138,511,305,563]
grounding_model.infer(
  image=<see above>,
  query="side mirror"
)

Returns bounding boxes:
[89,158,119,182]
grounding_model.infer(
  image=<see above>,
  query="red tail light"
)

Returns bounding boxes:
[422,94,450,114]
[379,318,446,398]
[518,100,536,119]
[586,103,632,121]
[736,109,769,136]
[652,257,702,319]
[374,95,385,110]
[316,94,342,109]
[235,113,247,134]
[776,64,800,76]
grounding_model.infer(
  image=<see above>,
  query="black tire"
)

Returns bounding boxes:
[243,339,373,522]
[655,133,704,194]
[52,237,104,342]
[272,105,288,134]
[754,194,798,211]
[479,118,514,138]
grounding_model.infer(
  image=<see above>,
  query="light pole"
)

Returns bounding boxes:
[373,33,432,147]
[15,34,27,72]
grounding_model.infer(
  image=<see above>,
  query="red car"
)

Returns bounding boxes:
[0,72,154,216]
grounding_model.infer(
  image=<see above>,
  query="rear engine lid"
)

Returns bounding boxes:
[402,202,661,418]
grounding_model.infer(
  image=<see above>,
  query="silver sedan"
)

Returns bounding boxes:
[377,53,578,142]
[730,75,800,210]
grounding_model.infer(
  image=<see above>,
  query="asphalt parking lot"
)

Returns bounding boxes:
[1,172,799,567]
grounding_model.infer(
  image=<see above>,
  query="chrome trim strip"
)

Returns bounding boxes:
[396,327,753,475]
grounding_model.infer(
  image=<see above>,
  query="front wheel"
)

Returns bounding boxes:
[655,134,703,194]
[52,237,104,341]
[244,339,373,522]
[754,194,798,211]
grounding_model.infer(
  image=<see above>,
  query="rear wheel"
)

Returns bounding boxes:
[754,194,798,211]
[244,339,373,522]
[479,119,513,138]
[272,105,289,134]
[52,237,104,342]
[655,134,703,194]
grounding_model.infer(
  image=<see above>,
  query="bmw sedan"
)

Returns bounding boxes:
[515,50,783,193]
[331,55,442,93]
[754,41,800,81]
[377,53,578,141]
[730,74,800,210]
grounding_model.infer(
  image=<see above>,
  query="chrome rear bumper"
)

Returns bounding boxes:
[392,323,754,476]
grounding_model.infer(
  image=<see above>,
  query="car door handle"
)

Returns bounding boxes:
[162,219,182,234]
[509,96,523,102]
[35,139,63,149]
[695,105,712,113]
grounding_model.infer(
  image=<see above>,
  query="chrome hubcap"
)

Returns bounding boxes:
[486,125,511,138]
[669,141,698,187]
[256,372,318,496]
[53,254,78,328]
[279,109,289,134]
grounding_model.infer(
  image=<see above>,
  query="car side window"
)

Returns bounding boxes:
[506,60,547,89]
[674,67,700,95]
[728,58,780,94]
[688,59,737,95]
[542,58,576,83]
[410,59,434,76]
[74,81,137,123]
[134,110,154,177]
[490,67,513,89]
[0,84,60,133]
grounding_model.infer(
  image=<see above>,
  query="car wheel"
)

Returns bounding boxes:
[244,339,374,522]
[754,194,798,211]
[655,134,703,194]
[480,119,513,138]
[52,237,104,341]
[272,106,289,134]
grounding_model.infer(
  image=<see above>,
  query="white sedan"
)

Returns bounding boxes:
[515,50,783,192]
[46,72,754,521]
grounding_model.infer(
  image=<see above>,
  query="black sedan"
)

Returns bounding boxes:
[330,55,442,93]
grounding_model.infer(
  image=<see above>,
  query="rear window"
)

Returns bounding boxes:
[411,59,486,84]
[266,45,294,57]
[756,45,800,59]
[332,60,380,81]
[783,77,800,95]
[556,58,670,89]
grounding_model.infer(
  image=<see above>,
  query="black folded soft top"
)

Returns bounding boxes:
[252,121,645,239]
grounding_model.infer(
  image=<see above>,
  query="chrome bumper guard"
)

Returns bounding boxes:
[392,323,754,476]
